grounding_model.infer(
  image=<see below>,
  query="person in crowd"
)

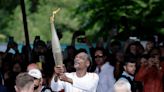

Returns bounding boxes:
[50,52,99,92]
[63,46,76,72]
[105,40,122,67]
[4,61,22,92]
[27,63,53,92]
[114,79,131,92]
[125,42,139,59]
[28,69,42,92]
[5,36,19,54]
[15,72,34,92]
[135,47,164,92]
[31,40,47,69]
[117,57,137,92]
[135,54,149,72]
[107,40,122,55]
[144,38,155,54]
[31,39,55,81]
[94,47,115,92]
[85,37,106,72]
[27,63,39,71]
[113,51,125,80]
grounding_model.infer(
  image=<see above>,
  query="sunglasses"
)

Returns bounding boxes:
[94,55,104,58]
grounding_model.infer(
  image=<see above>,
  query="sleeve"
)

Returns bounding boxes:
[72,73,99,92]
[50,75,64,91]
[135,65,149,81]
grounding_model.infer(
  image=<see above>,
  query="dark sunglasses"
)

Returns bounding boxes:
[94,55,103,58]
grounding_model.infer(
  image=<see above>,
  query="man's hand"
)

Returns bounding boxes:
[153,57,161,70]
[12,42,18,52]
[59,73,73,84]
[54,65,65,76]
[6,41,18,53]
[147,57,154,68]
[50,8,60,24]
[50,16,54,24]
[54,64,65,82]
[72,31,85,39]
[54,65,73,84]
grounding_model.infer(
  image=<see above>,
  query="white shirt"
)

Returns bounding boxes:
[95,62,116,92]
[50,72,99,92]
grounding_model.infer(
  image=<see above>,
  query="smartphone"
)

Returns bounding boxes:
[74,31,85,37]
[8,36,14,44]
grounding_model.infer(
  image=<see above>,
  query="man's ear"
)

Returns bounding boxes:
[103,56,107,60]
[86,61,90,67]
[123,65,126,71]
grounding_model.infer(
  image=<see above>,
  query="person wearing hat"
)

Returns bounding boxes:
[28,69,42,92]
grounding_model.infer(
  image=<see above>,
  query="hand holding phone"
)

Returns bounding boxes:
[73,31,85,38]
[7,36,18,50]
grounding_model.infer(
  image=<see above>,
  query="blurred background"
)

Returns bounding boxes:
[0,0,163,45]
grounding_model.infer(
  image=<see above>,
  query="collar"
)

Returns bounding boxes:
[95,62,111,73]
[122,71,134,80]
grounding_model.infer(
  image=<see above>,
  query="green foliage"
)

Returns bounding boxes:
[0,0,163,44]
[0,0,19,13]
[75,0,164,41]
[0,0,82,44]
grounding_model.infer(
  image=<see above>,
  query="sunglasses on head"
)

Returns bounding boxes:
[94,55,103,58]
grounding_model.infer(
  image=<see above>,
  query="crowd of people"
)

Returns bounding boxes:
[0,33,163,92]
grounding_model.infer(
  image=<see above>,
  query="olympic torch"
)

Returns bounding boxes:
[50,8,63,66]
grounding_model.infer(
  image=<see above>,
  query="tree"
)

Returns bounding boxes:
[0,0,82,44]
[75,0,164,41]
